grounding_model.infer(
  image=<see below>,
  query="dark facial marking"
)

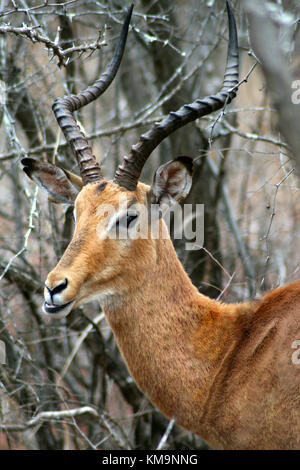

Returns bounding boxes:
[176,156,194,175]
[96,181,108,193]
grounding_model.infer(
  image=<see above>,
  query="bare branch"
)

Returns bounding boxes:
[242,0,300,178]
[0,23,106,67]
[0,406,98,432]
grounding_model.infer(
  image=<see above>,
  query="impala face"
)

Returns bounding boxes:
[43,181,155,317]
[37,156,192,318]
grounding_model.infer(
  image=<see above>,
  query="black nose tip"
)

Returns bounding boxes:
[46,278,68,296]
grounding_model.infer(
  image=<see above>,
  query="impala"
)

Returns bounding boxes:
[22,3,300,450]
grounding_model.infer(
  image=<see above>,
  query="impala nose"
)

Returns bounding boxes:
[45,278,68,305]
[43,278,75,318]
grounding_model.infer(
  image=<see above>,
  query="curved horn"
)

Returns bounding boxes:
[52,4,133,186]
[114,0,239,191]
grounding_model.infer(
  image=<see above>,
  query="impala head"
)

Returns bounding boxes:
[21,2,239,318]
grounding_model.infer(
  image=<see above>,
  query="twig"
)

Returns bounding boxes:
[58,312,105,382]
[209,61,258,143]
[0,259,42,293]
[100,413,133,450]
[206,156,256,297]
[0,23,106,67]
[0,1,77,19]
[0,406,98,432]
[216,272,236,301]
[0,186,38,282]
[0,115,167,161]
[218,119,290,151]
[200,246,232,280]
[260,168,294,276]
[156,418,175,450]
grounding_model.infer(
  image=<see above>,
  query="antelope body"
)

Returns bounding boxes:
[22,3,300,449]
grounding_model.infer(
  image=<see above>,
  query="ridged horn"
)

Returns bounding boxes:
[113,1,239,191]
[52,4,133,186]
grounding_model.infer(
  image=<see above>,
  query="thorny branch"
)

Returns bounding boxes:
[0,23,107,67]
[260,168,295,286]
[0,1,78,19]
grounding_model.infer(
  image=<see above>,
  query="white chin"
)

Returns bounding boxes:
[42,300,75,319]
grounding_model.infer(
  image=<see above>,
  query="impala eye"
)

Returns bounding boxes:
[126,213,138,227]
[115,212,138,230]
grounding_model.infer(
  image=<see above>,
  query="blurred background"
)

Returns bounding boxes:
[0,0,300,450]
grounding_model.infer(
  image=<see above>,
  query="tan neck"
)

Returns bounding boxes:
[104,237,253,438]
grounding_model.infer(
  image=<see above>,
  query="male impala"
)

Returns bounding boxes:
[22,3,300,449]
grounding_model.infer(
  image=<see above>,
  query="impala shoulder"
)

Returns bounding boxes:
[190,298,254,362]
[253,279,300,320]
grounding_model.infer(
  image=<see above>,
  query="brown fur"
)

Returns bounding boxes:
[45,181,300,449]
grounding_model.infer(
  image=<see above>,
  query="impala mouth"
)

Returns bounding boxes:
[43,300,75,318]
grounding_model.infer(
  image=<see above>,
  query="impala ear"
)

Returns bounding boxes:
[150,156,193,215]
[21,158,82,205]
